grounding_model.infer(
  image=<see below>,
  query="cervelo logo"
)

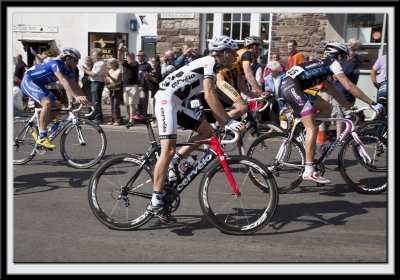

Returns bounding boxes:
[176,154,213,191]
[171,73,196,88]
[160,108,167,132]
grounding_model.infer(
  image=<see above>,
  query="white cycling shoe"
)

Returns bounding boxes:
[302,171,331,184]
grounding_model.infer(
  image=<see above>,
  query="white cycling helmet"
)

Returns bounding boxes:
[60,48,81,59]
[208,36,238,53]
[324,43,349,56]
[244,36,263,47]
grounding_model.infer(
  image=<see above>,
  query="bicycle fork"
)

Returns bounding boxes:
[205,136,241,196]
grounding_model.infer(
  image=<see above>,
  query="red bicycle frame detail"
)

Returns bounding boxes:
[193,135,241,196]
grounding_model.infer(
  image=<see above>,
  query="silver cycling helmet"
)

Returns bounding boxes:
[60,48,81,59]
[324,43,349,56]
[208,36,238,53]
[244,36,263,47]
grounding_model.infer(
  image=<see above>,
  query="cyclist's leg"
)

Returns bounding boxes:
[150,91,180,220]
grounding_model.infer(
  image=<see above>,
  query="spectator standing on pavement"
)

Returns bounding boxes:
[371,54,387,103]
[79,50,106,123]
[13,77,27,117]
[80,56,93,101]
[287,40,305,70]
[137,50,152,118]
[161,49,176,80]
[145,55,162,127]
[14,54,28,110]
[173,42,201,70]
[261,52,286,90]
[104,58,123,126]
[117,42,140,128]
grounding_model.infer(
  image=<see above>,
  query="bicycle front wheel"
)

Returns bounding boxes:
[13,119,38,165]
[247,132,305,194]
[199,155,278,235]
[338,133,387,194]
[60,120,107,168]
[88,154,154,230]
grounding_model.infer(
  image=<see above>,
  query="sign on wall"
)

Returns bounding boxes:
[160,13,194,19]
[13,25,58,33]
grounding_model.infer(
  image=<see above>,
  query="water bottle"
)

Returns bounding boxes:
[178,155,196,174]
[28,100,35,108]
[48,121,60,136]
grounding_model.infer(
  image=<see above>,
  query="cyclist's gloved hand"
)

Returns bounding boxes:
[225,118,245,133]
[370,102,384,114]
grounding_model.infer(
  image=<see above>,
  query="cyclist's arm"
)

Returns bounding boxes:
[237,75,258,98]
[54,71,87,101]
[242,62,263,95]
[335,72,375,105]
[325,81,352,110]
[203,78,230,126]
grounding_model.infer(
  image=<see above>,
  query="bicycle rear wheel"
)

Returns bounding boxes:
[247,132,305,194]
[88,154,154,230]
[13,119,38,164]
[199,155,278,235]
[60,120,107,168]
[338,133,387,194]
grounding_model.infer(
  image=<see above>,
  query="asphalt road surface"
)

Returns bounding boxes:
[10,122,392,275]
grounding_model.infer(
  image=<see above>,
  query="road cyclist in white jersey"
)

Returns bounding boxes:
[281,42,384,184]
[149,36,245,221]
[21,48,91,149]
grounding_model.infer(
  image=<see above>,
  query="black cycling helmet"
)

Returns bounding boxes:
[324,43,349,56]
[244,36,263,47]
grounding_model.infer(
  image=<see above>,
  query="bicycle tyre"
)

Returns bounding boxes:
[13,119,38,165]
[199,155,278,235]
[338,133,387,194]
[357,119,387,141]
[60,120,107,168]
[247,132,305,194]
[88,153,154,230]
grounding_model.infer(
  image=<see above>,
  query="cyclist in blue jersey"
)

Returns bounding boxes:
[281,42,384,184]
[21,48,90,149]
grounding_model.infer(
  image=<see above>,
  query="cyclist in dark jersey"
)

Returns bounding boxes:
[281,42,384,184]
[21,48,90,149]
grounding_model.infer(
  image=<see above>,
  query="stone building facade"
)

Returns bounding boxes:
[156,14,201,55]
[271,13,328,64]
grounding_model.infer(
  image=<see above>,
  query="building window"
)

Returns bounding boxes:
[260,13,271,41]
[222,13,251,40]
[206,13,214,40]
[345,14,387,70]
[88,33,128,60]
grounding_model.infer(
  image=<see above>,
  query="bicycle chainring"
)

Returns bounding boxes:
[163,187,180,213]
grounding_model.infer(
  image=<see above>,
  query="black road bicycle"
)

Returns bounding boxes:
[88,117,278,235]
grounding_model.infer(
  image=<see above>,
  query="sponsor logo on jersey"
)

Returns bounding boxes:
[304,60,324,69]
[290,88,304,106]
[162,100,167,105]
[204,64,208,68]
[171,73,196,88]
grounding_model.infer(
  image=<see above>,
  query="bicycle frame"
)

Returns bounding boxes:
[285,117,372,165]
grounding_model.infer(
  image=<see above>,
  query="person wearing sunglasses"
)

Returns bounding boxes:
[21,48,90,149]
[148,36,245,222]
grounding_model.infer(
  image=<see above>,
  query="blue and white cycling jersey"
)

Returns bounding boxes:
[24,59,75,86]
[21,59,75,103]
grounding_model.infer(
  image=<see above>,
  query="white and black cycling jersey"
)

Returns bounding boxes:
[285,56,344,89]
[159,56,218,100]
